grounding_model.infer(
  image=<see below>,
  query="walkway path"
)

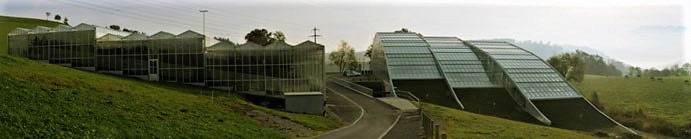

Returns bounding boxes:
[309,81,399,139]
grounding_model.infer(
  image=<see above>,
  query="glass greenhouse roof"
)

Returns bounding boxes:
[468,41,582,100]
[424,37,496,88]
[378,33,443,80]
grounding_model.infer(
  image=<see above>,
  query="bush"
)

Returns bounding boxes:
[605,108,690,138]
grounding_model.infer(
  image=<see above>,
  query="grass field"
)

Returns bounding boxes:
[0,15,340,138]
[422,103,599,139]
[572,75,691,125]
[572,75,691,137]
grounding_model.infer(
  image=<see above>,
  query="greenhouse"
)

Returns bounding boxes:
[205,41,325,97]
[7,23,324,100]
[370,32,629,131]
[7,23,128,70]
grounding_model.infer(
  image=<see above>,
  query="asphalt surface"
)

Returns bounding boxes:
[310,81,399,139]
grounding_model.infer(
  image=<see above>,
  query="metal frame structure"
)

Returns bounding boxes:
[7,24,325,100]
[370,32,633,133]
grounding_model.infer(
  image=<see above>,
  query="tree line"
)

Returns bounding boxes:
[547,50,623,82]
[628,62,691,77]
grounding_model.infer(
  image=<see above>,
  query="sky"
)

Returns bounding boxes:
[1,0,689,68]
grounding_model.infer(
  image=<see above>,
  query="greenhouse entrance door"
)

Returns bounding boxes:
[148,59,159,81]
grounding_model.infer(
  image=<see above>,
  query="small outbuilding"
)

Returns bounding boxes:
[283,92,324,115]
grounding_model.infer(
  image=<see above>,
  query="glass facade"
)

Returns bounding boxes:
[424,37,496,88]
[370,32,622,128]
[466,41,581,100]
[8,26,96,68]
[7,24,325,98]
[205,41,324,96]
[376,33,442,80]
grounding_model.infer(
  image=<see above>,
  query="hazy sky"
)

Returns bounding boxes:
[1,0,689,68]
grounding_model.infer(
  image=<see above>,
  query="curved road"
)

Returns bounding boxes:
[310,81,399,139]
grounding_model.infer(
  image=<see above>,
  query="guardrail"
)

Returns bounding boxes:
[397,90,445,139]
[331,77,375,97]
[331,78,446,139]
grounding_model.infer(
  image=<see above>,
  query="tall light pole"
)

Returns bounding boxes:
[199,10,208,40]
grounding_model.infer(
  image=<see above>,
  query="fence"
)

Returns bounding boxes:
[398,90,446,139]
[331,78,446,139]
[331,77,374,97]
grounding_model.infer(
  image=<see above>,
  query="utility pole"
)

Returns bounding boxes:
[309,27,321,43]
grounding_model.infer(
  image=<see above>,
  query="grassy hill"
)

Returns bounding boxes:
[0,15,339,138]
[571,75,691,137]
[572,75,690,125]
[422,103,599,139]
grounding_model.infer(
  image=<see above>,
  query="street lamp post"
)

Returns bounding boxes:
[199,10,208,40]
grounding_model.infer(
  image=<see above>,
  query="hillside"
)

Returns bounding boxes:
[573,75,691,125]
[422,103,600,139]
[0,15,339,138]
[572,75,691,137]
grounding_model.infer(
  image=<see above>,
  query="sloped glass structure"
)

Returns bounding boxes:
[371,32,633,132]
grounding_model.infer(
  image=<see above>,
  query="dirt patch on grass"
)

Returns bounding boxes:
[244,109,317,138]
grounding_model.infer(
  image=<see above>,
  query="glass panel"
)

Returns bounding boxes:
[435,53,480,61]
[508,72,564,83]
[491,54,539,60]
[438,60,482,65]
[469,42,512,46]
[382,42,429,47]
[516,82,581,99]
[381,39,425,43]
[475,45,517,49]
[386,53,433,58]
[430,48,473,53]
[388,65,442,79]
[441,64,486,73]
[496,60,551,69]
[481,48,530,55]
[384,47,430,54]
[505,68,555,73]
[387,57,436,65]
[446,73,495,88]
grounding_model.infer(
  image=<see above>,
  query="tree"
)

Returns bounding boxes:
[214,37,235,44]
[63,17,69,25]
[364,45,373,58]
[109,25,120,30]
[329,41,358,72]
[394,28,410,33]
[547,52,585,82]
[54,14,61,21]
[45,12,50,20]
[273,31,286,42]
[244,29,273,45]
[244,29,287,45]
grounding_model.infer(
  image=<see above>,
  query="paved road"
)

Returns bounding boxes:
[310,81,399,139]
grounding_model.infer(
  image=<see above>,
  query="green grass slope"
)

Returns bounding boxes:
[572,75,691,125]
[0,15,62,54]
[0,15,339,138]
[422,103,598,139]
[572,75,691,137]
